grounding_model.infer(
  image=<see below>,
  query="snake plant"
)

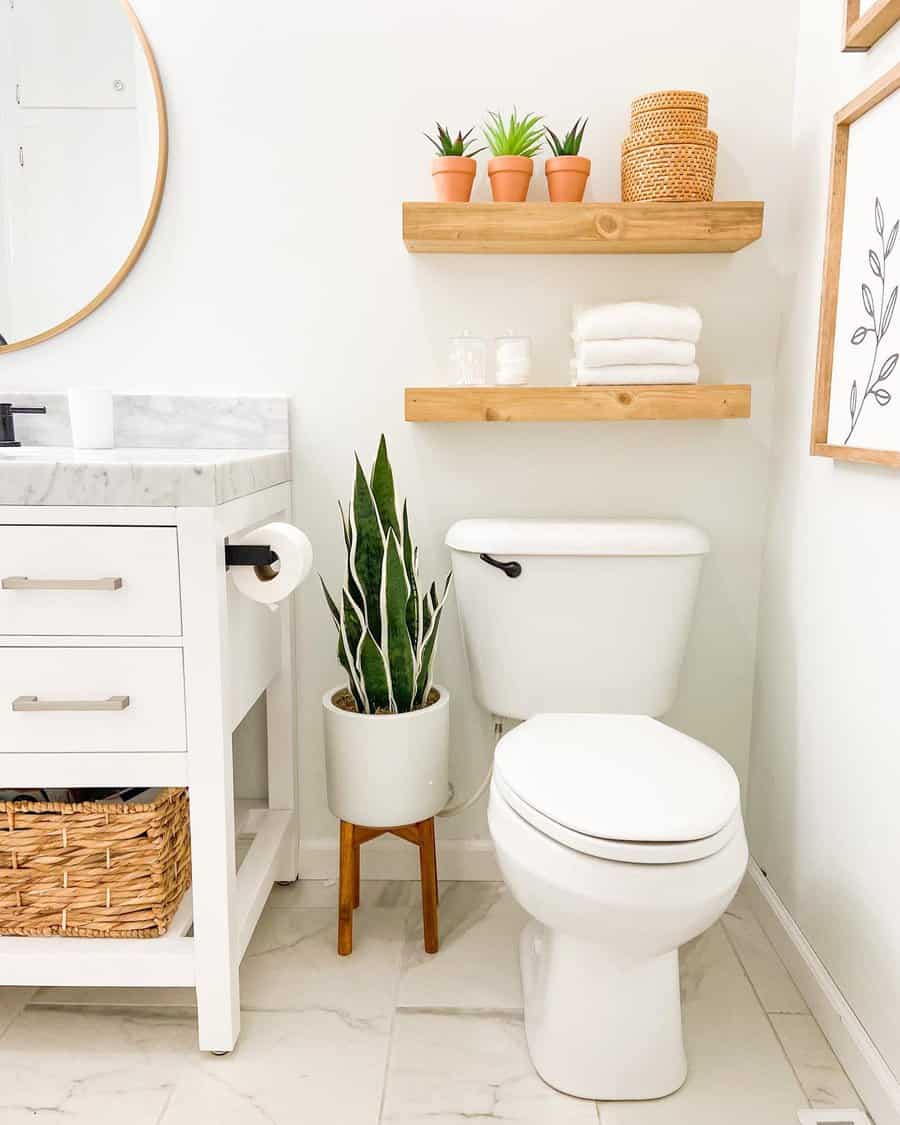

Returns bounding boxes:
[321,436,451,714]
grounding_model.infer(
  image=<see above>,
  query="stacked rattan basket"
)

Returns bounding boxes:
[622,90,717,203]
[0,788,190,938]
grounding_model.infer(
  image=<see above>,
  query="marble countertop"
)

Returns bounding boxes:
[0,447,291,507]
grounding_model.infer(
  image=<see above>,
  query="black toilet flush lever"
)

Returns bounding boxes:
[479,553,522,579]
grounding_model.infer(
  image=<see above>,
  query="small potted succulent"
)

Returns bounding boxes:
[545,117,591,202]
[321,436,452,828]
[426,122,485,202]
[482,108,543,202]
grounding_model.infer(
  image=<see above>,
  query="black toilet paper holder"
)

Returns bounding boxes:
[224,543,278,569]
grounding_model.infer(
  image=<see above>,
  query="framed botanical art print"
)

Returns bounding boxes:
[845,0,900,50]
[811,63,900,466]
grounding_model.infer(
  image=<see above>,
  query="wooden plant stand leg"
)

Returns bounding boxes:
[337,817,439,957]
[418,817,439,955]
[338,821,357,956]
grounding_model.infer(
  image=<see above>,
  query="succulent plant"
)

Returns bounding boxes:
[425,123,485,158]
[321,436,451,715]
[482,108,544,158]
[545,117,588,157]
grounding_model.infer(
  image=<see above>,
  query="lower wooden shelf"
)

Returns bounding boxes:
[405,384,751,423]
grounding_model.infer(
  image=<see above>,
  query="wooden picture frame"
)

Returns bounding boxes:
[844,0,900,51]
[811,62,900,466]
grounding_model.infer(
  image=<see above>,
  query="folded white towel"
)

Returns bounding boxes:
[574,303,702,343]
[572,362,700,386]
[575,338,696,368]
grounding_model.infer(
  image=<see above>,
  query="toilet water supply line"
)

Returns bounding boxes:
[436,717,504,818]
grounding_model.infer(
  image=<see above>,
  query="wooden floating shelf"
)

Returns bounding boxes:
[405,385,751,423]
[403,201,765,254]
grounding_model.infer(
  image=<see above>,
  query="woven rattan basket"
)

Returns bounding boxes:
[629,90,709,128]
[621,126,718,203]
[0,788,190,938]
[631,106,708,133]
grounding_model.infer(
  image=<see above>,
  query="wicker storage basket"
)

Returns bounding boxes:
[629,89,709,129]
[622,127,718,203]
[631,106,708,133]
[0,788,190,937]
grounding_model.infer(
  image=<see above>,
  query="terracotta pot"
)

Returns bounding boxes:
[488,156,533,202]
[545,155,591,202]
[431,156,477,203]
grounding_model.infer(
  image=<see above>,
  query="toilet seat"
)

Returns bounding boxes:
[493,713,741,865]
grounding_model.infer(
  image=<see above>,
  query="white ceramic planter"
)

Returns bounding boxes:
[322,685,450,827]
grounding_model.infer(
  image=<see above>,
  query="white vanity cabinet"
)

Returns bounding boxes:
[0,471,298,1055]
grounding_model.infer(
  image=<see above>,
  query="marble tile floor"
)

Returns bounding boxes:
[0,879,868,1124]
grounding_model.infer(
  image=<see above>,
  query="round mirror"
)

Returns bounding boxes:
[0,0,167,352]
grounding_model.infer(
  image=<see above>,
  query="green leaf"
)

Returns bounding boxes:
[337,630,364,711]
[357,629,391,712]
[414,611,442,705]
[545,126,563,156]
[339,501,364,612]
[337,501,350,552]
[413,573,452,707]
[383,530,415,711]
[402,501,420,652]
[350,455,385,643]
[340,625,366,711]
[370,434,401,540]
[421,587,433,637]
[320,575,340,626]
[322,576,365,710]
[341,589,364,658]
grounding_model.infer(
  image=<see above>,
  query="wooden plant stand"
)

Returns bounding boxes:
[338,817,438,956]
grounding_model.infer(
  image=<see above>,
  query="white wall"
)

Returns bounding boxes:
[1,1,795,849]
[749,0,900,1084]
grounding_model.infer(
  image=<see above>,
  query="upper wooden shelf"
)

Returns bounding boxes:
[405,385,751,423]
[402,201,764,254]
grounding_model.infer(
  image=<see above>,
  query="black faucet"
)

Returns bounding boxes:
[0,403,47,447]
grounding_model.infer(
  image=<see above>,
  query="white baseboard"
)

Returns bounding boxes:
[746,860,900,1125]
[299,836,501,881]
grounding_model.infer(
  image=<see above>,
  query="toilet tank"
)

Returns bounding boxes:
[446,519,709,721]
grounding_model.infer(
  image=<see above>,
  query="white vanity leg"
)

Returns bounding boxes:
[178,508,240,1054]
[266,594,300,883]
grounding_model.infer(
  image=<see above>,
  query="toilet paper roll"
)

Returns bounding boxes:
[228,522,313,607]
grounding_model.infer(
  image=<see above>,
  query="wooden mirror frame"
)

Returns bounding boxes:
[1,0,168,354]
[844,0,900,51]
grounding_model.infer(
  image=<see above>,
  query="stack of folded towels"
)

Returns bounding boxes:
[571,302,702,385]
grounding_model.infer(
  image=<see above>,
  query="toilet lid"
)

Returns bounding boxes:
[494,714,740,846]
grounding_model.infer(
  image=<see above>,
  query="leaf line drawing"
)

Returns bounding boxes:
[845,196,899,444]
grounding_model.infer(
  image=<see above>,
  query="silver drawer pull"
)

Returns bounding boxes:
[1,576,123,591]
[12,695,130,713]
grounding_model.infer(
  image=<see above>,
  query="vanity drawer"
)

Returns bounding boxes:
[0,526,181,636]
[0,648,186,753]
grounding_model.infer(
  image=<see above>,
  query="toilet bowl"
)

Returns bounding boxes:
[487,714,747,1099]
[445,518,746,1100]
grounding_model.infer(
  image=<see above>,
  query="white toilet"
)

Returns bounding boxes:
[446,518,748,1102]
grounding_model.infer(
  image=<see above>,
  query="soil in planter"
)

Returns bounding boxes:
[332,688,440,715]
